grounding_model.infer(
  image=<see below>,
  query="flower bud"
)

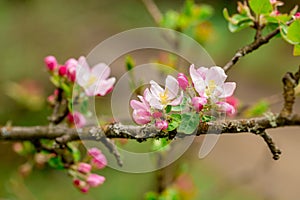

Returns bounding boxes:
[65,58,78,69]
[67,111,86,128]
[155,120,168,130]
[87,174,105,187]
[217,102,235,115]
[177,73,189,90]
[77,162,92,174]
[58,65,67,76]
[67,67,76,82]
[44,56,57,71]
[88,148,102,157]
[295,12,300,19]
[91,154,107,169]
[191,97,207,112]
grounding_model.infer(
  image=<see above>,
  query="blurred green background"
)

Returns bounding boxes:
[0,0,300,199]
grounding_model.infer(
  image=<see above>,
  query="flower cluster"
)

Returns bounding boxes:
[130,65,237,133]
[44,55,116,129]
[71,148,107,193]
[130,75,183,130]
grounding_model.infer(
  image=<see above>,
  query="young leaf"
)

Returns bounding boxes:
[177,113,200,134]
[165,105,172,113]
[293,44,300,56]
[167,114,181,131]
[48,156,65,170]
[287,20,300,43]
[249,0,272,15]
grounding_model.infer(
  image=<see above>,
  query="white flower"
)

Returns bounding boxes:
[77,56,116,96]
[148,75,183,110]
[189,64,236,102]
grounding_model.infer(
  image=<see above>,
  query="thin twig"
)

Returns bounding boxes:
[142,0,163,25]
[223,20,293,72]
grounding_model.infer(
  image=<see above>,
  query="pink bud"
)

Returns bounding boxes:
[217,102,236,115]
[86,174,105,187]
[80,186,90,193]
[88,148,102,157]
[47,95,55,105]
[77,162,92,174]
[44,55,57,71]
[191,97,207,112]
[155,120,168,130]
[177,73,189,90]
[58,65,67,76]
[67,112,86,128]
[91,154,107,169]
[73,179,82,187]
[67,67,76,82]
[65,58,78,69]
[152,111,163,118]
[295,12,300,19]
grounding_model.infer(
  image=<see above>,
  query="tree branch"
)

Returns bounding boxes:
[223,21,293,72]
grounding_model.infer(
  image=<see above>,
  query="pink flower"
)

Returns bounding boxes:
[76,56,116,96]
[216,102,236,115]
[58,65,67,76]
[155,120,168,130]
[44,55,57,71]
[177,73,189,90]
[77,162,92,174]
[295,12,300,19]
[191,97,207,112]
[88,147,102,157]
[67,111,86,128]
[130,89,152,125]
[87,174,105,187]
[91,154,107,169]
[148,75,183,110]
[189,65,236,102]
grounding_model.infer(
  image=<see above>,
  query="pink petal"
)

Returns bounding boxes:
[96,77,116,96]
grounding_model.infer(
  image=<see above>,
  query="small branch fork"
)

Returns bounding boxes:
[223,20,294,72]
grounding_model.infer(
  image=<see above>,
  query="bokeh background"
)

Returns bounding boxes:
[0,0,300,199]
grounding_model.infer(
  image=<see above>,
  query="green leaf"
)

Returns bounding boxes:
[293,44,300,56]
[171,96,188,112]
[244,100,270,117]
[80,99,89,114]
[223,8,231,21]
[201,115,216,122]
[160,11,179,29]
[152,138,169,151]
[228,20,254,32]
[249,0,272,15]
[144,192,158,200]
[48,156,65,169]
[165,105,172,113]
[177,113,200,134]
[287,20,300,43]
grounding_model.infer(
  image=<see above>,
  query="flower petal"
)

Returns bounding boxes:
[92,63,110,80]
[165,75,179,99]
[150,80,164,99]
[77,56,91,86]
[219,82,236,98]
[149,97,164,110]
[96,77,116,96]
[206,66,227,86]
[170,91,183,106]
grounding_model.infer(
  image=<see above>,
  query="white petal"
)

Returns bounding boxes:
[92,63,110,80]
[149,98,163,110]
[206,66,227,86]
[165,75,179,99]
[194,80,206,97]
[77,56,91,86]
[170,91,183,106]
[150,80,164,99]
[219,82,236,98]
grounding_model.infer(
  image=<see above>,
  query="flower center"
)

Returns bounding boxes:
[86,76,97,87]
[159,89,169,105]
[205,80,216,96]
